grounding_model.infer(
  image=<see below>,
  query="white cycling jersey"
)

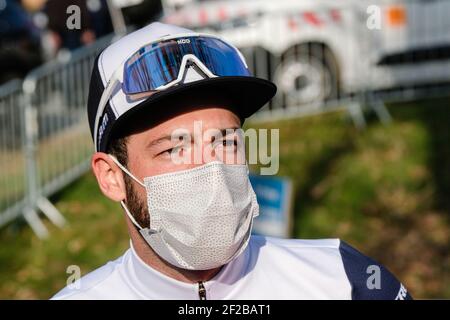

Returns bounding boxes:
[52,235,411,300]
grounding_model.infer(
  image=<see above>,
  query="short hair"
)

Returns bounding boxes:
[106,136,128,166]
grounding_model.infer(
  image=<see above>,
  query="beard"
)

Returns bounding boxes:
[124,174,150,228]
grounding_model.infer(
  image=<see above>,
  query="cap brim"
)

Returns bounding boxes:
[107,76,276,146]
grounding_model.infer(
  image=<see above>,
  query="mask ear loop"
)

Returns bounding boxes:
[120,201,143,231]
[108,155,145,188]
[108,154,146,230]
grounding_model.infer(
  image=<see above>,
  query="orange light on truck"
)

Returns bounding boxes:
[386,5,407,27]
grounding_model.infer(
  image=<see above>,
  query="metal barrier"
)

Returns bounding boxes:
[0,80,27,228]
[0,36,114,237]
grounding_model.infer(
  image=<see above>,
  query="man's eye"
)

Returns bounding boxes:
[159,146,180,156]
[222,139,237,147]
[157,149,171,157]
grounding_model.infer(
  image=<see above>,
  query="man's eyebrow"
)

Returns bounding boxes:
[146,134,174,149]
[223,126,240,133]
[147,126,240,148]
[146,131,193,149]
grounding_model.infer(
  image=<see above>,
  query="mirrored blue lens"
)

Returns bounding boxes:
[123,36,250,95]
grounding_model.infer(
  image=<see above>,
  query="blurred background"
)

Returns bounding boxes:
[0,0,449,299]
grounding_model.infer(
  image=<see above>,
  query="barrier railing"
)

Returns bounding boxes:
[0,35,114,237]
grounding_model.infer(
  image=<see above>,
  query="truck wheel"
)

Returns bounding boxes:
[274,44,339,107]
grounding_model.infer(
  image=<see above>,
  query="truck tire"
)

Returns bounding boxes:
[274,43,339,108]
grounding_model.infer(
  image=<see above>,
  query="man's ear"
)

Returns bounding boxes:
[91,152,126,202]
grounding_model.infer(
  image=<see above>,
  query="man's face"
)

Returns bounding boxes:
[123,107,243,228]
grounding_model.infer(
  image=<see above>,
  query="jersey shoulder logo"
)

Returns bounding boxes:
[395,284,408,300]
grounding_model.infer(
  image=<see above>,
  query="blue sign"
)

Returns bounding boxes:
[249,174,293,238]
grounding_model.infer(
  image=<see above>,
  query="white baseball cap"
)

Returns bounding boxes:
[87,22,277,152]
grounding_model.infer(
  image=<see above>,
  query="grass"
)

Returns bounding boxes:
[0,98,449,299]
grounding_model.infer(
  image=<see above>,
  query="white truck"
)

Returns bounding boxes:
[161,0,450,106]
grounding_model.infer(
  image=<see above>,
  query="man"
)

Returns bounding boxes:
[52,22,412,300]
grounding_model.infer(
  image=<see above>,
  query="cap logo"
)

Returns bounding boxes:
[177,39,191,45]
[98,113,109,149]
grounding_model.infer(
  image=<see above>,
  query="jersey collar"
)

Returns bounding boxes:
[122,239,253,299]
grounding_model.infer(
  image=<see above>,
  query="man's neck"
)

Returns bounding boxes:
[127,219,222,283]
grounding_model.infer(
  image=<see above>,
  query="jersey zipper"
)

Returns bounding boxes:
[197,281,207,300]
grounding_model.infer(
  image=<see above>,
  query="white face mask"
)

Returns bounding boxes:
[110,156,259,270]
